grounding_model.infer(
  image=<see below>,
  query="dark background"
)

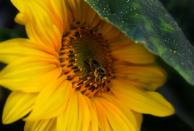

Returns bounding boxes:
[0,0,194,131]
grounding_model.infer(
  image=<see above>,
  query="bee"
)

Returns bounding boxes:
[85,58,107,83]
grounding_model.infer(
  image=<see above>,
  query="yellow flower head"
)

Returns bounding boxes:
[0,0,174,131]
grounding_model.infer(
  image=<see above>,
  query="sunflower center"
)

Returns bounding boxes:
[59,25,114,97]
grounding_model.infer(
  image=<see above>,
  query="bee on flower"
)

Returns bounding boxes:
[0,0,174,131]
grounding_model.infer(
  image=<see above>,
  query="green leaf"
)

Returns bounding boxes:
[85,0,194,86]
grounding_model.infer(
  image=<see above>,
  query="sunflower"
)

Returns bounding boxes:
[0,0,174,131]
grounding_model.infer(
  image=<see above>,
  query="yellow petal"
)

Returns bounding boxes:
[56,92,78,131]
[94,100,113,131]
[87,98,99,131]
[77,93,91,131]
[103,94,139,131]
[48,0,72,33]
[65,0,84,23]
[111,43,155,64]
[115,64,166,90]
[0,58,60,92]
[133,112,143,131]
[12,0,67,31]
[66,0,101,28]
[97,23,121,42]
[94,98,136,131]
[112,80,175,116]
[28,78,72,120]
[11,0,66,50]
[24,119,56,131]
[0,39,56,64]
[82,3,101,28]
[2,91,36,124]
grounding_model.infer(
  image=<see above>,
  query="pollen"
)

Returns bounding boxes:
[59,23,115,97]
